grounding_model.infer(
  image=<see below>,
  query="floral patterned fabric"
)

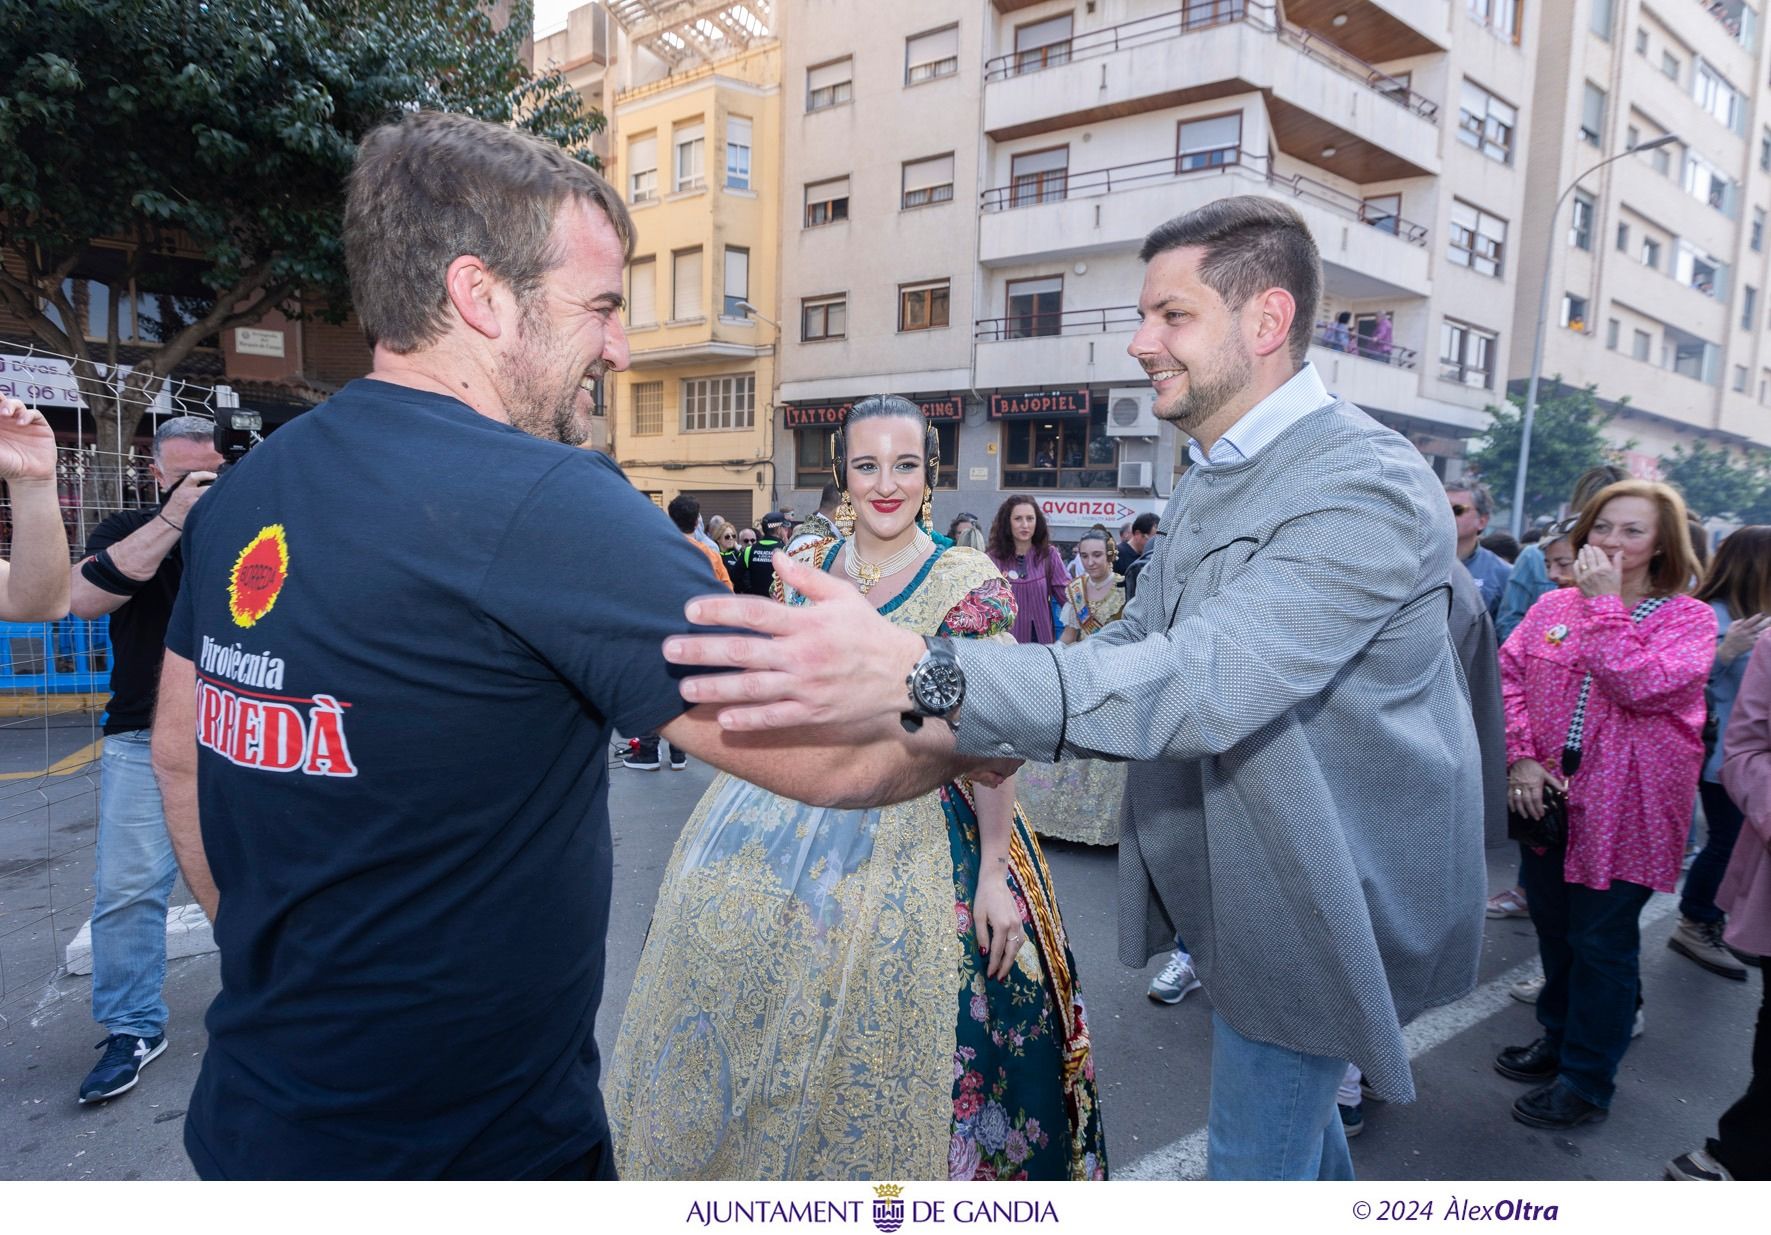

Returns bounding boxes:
[606,541,1105,1180]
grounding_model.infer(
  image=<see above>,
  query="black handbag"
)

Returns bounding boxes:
[1508,596,1671,849]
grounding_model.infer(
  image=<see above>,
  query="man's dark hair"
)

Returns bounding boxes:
[1132,512,1159,536]
[1139,196,1321,366]
[345,111,636,353]
[1480,531,1520,563]
[666,494,700,534]
[819,481,841,512]
[1445,480,1493,520]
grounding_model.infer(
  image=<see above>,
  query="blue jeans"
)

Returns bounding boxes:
[1518,843,1652,1108]
[1683,782,1744,925]
[90,730,177,1040]
[1208,1011,1354,1180]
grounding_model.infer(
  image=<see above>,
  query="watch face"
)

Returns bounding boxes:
[916,661,964,713]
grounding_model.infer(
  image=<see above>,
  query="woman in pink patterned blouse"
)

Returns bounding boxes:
[1495,480,1715,1132]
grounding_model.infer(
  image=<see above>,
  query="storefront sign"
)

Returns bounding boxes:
[0,352,173,415]
[234,327,286,358]
[784,394,965,428]
[1037,495,1159,529]
[988,388,1090,419]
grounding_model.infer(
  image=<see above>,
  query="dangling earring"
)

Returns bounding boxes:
[836,490,857,536]
[920,490,934,533]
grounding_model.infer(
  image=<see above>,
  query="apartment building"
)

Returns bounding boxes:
[1512,0,1771,476]
[770,0,1536,536]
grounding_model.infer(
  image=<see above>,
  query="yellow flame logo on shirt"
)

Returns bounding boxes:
[229,524,289,629]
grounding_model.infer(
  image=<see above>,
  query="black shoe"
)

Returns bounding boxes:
[668,755,687,770]
[1511,1080,1607,1130]
[1494,1037,1560,1082]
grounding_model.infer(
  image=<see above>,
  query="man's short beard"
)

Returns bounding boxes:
[498,295,593,446]
[1153,332,1254,435]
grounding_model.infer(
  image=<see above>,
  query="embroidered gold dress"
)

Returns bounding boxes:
[605,541,1107,1181]
[1020,575,1129,846]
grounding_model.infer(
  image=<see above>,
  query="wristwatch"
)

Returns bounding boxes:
[902,636,965,733]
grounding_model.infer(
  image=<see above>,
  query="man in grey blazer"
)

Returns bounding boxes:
[665,197,1486,1180]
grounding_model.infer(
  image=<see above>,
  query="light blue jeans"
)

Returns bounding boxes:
[90,730,177,1040]
[1208,1011,1355,1180]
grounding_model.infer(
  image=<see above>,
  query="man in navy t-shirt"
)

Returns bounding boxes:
[150,113,965,1180]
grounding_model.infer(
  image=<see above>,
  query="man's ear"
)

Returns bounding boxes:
[1248,287,1297,359]
[444,255,505,341]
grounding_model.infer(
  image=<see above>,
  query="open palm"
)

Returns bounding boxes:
[0,399,58,482]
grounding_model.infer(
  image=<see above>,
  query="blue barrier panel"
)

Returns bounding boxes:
[0,616,112,696]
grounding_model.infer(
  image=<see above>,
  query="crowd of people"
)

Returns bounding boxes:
[11,112,1765,1186]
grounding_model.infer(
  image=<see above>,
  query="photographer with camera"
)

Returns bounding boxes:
[68,415,222,1104]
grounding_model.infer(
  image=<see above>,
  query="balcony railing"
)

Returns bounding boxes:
[975,305,1141,342]
[979,149,1431,247]
[983,0,1438,120]
[1312,322,1418,369]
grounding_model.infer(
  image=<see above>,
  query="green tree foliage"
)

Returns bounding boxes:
[1661,440,1771,523]
[0,0,602,502]
[1468,382,1624,525]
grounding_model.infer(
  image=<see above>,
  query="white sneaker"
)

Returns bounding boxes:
[1147,950,1202,1005]
[1510,974,1545,1004]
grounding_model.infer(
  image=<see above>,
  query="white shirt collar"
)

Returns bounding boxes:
[1185,362,1333,469]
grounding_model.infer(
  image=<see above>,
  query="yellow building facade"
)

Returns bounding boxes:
[606,43,782,530]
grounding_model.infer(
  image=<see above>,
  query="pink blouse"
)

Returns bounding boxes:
[1499,588,1716,893]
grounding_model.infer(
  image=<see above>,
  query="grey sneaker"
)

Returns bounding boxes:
[1510,974,1545,1004]
[1666,1148,1732,1181]
[1147,950,1202,1005]
[1668,918,1748,980]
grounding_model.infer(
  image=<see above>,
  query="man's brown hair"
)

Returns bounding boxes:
[1138,195,1322,365]
[344,111,635,353]
[1568,479,1703,597]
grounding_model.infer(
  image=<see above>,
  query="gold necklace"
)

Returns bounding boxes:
[845,531,931,594]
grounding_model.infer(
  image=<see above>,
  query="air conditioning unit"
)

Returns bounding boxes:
[1105,387,1159,437]
[1117,461,1153,490]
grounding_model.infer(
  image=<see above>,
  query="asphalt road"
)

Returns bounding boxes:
[1,753,1759,1181]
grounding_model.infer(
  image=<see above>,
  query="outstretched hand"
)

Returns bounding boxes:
[0,397,57,483]
[665,553,925,730]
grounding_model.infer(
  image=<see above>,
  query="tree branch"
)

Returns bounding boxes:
[132,257,279,378]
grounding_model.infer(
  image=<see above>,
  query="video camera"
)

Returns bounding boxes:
[211,385,262,471]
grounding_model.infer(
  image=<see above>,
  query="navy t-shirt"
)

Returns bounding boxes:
[164,379,726,1179]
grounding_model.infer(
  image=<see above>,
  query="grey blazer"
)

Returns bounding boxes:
[953,399,1486,1102]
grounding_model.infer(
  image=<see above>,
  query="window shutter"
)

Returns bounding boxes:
[673,249,702,320]
[808,58,851,91]
[629,258,656,326]
[903,155,953,192]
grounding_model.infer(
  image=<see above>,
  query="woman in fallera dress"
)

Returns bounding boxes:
[605,396,1107,1182]
[1018,527,1130,847]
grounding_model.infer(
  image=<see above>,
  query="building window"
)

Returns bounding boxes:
[1695,61,1745,134]
[1467,0,1522,44]
[628,133,658,203]
[681,374,756,433]
[1447,200,1506,277]
[722,247,749,319]
[807,57,853,111]
[1457,79,1517,164]
[899,279,950,332]
[1579,82,1606,146]
[672,247,703,320]
[1753,207,1766,253]
[1606,318,1620,349]
[1013,13,1073,74]
[1616,222,1630,252]
[673,123,705,193]
[632,381,663,436]
[725,116,752,190]
[628,256,657,327]
[1735,365,1750,392]
[796,430,836,488]
[1642,237,1661,269]
[1652,142,1673,176]
[805,176,850,227]
[902,154,955,209]
[1676,241,1724,298]
[1440,319,1497,388]
[801,294,846,341]
[1744,285,1758,331]
[1002,406,1118,490]
[1662,51,1680,82]
[1561,294,1589,332]
[1633,329,1652,361]
[1684,152,1734,215]
[906,25,959,84]
[1635,27,1648,54]
[1761,128,1771,171]
[1006,276,1064,338]
[1009,147,1069,207]
[1569,191,1596,250]
[1361,194,1402,235]
[1178,113,1242,171]
[1626,124,1640,149]
[1590,0,1614,39]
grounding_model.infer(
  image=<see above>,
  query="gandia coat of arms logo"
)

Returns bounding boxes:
[871,1183,905,1234]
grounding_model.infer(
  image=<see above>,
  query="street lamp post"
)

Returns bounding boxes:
[1511,133,1681,536]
